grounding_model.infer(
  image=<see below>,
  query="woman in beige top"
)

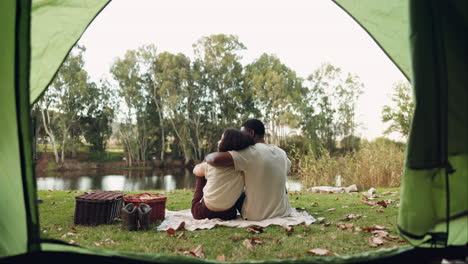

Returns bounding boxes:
[191,129,254,220]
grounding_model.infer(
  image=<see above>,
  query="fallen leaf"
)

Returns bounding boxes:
[340,214,361,221]
[307,248,332,256]
[69,227,77,232]
[276,239,282,244]
[337,223,354,231]
[359,225,388,232]
[316,217,325,223]
[249,237,264,245]
[176,231,185,238]
[93,242,101,247]
[377,200,388,208]
[311,202,319,207]
[284,226,294,233]
[189,244,204,258]
[385,199,395,204]
[326,208,335,212]
[382,191,398,195]
[295,207,306,211]
[166,228,176,236]
[56,227,63,231]
[369,236,384,247]
[216,255,226,262]
[323,222,332,227]
[68,240,76,245]
[376,209,385,213]
[246,225,264,234]
[51,201,56,205]
[330,235,337,240]
[243,239,254,250]
[176,221,185,231]
[341,206,349,208]
[360,200,377,206]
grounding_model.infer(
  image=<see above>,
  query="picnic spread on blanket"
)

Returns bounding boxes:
[72,191,317,231]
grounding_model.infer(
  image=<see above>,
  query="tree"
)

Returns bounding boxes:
[244,53,304,145]
[193,34,246,133]
[111,49,152,166]
[381,80,414,137]
[80,80,117,153]
[301,63,363,153]
[33,45,93,165]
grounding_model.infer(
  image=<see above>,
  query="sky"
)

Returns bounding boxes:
[78,0,408,141]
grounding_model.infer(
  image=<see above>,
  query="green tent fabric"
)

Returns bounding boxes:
[0,0,467,262]
[0,0,37,257]
[334,0,468,248]
[30,0,110,104]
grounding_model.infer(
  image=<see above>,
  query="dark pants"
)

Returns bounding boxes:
[191,177,237,220]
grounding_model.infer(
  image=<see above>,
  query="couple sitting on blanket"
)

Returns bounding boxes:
[191,119,292,221]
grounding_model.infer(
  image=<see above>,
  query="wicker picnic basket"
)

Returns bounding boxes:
[74,191,125,225]
[123,193,167,222]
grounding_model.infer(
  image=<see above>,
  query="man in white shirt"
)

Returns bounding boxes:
[205,119,292,221]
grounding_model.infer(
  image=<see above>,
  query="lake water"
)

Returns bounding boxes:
[36,168,303,192]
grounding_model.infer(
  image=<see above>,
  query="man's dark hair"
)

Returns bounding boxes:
[218,128,255,152]
[242,119,265,138]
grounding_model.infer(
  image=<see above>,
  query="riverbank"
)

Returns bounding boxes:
[35,152,193,173]
[38,188,405,261]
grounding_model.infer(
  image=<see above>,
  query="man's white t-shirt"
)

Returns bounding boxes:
[202,164,244,211]
[228,143,292,220]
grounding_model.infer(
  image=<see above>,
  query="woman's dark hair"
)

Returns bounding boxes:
[218,128,255,152]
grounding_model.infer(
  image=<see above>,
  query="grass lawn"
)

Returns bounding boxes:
[38,188,406,262]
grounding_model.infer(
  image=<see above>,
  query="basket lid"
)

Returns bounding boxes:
[76,191,125,201]
[123,192,166,202]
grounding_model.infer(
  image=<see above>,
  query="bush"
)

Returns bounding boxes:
[297,138,404,189]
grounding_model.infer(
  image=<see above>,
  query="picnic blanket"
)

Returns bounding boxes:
[156,208,316,231]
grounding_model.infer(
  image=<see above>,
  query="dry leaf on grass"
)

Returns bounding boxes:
[369,236,384,247]
[340,214,361,221]
[189,245,204,258]
[337,223,354,231]
[68,240,76,245]
[377,201,388,208]
[311,202,319,207]
[381,191,398,195]
[243,239,254,250]
[166,228,176,236]
[216,255,226,262]
[296,207,306,211]
[246,225,264,234]
[323,222,332,227]
[316,217,325,223]
[93,242,101,247]
[176,221,185,231]
[284,226,294,233]
[250,237,264,245]
[376,209,385,213]
[307,248,332,256]
[326,208,336,212]
[342,206,349,208]
[330,235,337,240]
